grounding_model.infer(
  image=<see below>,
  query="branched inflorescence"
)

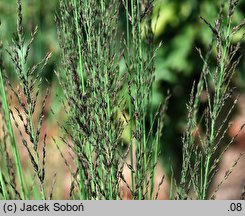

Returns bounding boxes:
[179,0,245,200]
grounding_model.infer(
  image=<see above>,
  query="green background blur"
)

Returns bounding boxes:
[1,0,245,177]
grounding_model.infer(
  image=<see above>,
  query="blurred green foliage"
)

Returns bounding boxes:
[1,0,245,176]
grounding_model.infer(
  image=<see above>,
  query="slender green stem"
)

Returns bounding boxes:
[202,21,232,200]
[0,140,7,199]
[20,49,46,199]
[125,0,135,198]
[72,0,89,199]
[0,67,27,200]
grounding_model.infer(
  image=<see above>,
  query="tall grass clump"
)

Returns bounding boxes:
[178,0,245,200]
[56,0,125,200]
[0,0,50,199]
[123,0,168,199]
[0,0,244,200]
[56,0,167,200]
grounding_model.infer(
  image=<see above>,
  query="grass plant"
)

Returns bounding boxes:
[0,0,50,199]
[178,0,245,200]
[0,0,244,200]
